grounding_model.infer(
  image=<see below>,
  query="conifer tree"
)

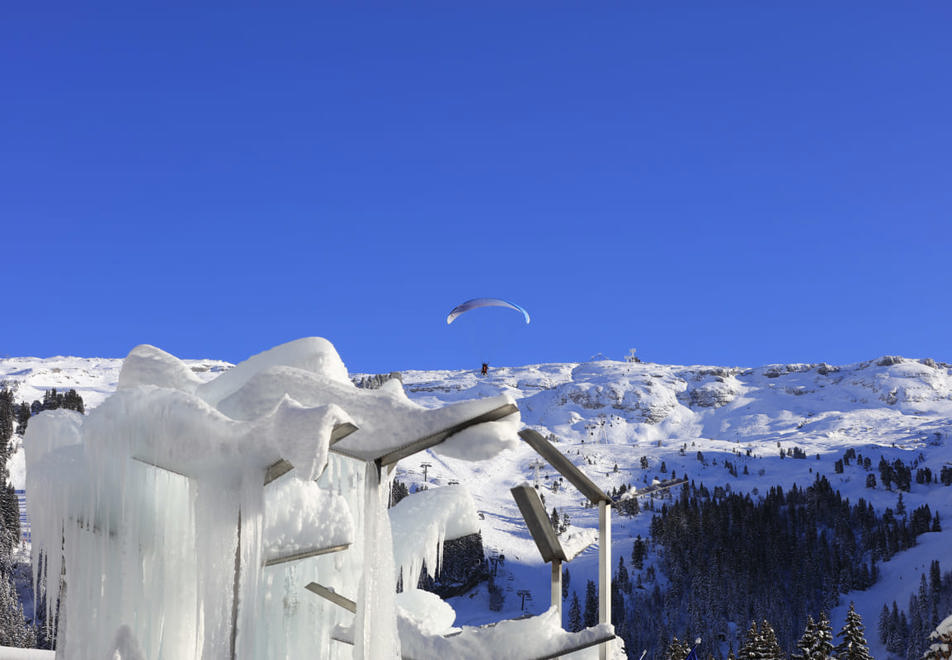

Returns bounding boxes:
[583,579,598,628]
[834,602,872,660]
[664,636,691,660]
[759,620,784,660]
[616,555,630,594]
[738,621,760,660]
[794,615,818,660]
[567,591,582,632]
[739,620,783,660]
[815,611,835,659]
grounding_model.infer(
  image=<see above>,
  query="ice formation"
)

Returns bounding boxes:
[25,338,618,659]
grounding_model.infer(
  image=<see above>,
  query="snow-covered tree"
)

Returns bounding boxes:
[795,616,818,660]
[794,613,834,660]
[0,572,36,648]
[738,620,783,660]
[834,602,872,660]
[816,612,835,659]
[664,636,691,660]
[923,613,952,660]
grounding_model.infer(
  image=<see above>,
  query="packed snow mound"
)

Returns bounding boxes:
[197,337,350,406]
[117,344,204,392]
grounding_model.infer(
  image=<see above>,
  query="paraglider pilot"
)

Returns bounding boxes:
[481,362,489,376]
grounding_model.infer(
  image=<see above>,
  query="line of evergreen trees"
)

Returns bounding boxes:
[601,475,938,658]
[879,560,952,660]
[0,385,86,648]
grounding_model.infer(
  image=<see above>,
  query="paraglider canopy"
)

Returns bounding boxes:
[446,298,531,325]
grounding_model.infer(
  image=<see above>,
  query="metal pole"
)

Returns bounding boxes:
[598,499,611,660]
[551,560,562,623]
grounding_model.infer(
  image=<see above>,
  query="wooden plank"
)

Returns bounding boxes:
[305,581,357,613]
[131,456,191,479]
[263,543,350,567]
[263,422,359,485]
[263,459,294,485]
[518,429,611,505]
[510,484,566,563]
[331,403,519,466]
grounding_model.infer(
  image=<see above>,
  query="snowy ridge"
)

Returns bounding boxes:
[4,352,952,658]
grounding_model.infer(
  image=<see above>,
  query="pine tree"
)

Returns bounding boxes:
[583,579,598,628]
[664,636,691,660]
[739,620,783,660]
[759,620,784,660]
[567,590,582,632]
[0,572,36,648]
[835,602,873,660]
[815,609,835,658]
[738,621,760,660]
[616,555,630,594]
[795,615,818,660]
[631,535,647,570]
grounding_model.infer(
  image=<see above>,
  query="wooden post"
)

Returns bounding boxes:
[598,499,611,660]
[551,560,562,622]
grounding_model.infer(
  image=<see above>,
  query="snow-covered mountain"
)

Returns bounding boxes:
[4,351,951,659]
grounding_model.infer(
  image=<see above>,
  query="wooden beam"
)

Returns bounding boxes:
[331,403,519,467]
[131,456,191,479]
[305,581,356,613]
[510,484,566,563]
[518,429,611,505]
[263,543,350,567]
[620,476,688,501]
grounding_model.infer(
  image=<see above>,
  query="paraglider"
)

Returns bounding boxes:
[446,298,530,374]
[446,298,531,325]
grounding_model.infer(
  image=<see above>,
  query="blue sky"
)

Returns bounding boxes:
[3,3,950,372]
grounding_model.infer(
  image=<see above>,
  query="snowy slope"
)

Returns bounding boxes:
[4,352,952,658]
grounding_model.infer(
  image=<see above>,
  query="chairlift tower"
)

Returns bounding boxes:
[517,589,532,611]
[529,459,545,486]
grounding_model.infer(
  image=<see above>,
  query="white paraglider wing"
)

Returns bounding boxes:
[446,298,530,325]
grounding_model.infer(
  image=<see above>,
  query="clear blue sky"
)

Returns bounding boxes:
[3,3,950,372]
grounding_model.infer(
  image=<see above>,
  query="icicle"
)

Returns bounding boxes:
[354,462,400,658]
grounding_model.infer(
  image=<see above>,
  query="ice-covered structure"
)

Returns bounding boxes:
[25,338,620,659]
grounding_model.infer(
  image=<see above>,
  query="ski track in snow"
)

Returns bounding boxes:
[4,353,952,657]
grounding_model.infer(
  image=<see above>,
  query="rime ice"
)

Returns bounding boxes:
[25,338,553,659]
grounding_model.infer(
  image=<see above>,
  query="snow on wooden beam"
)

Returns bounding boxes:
[510,484,567,564]
[263,421,359,485]
[518,429,611,505]
[304,582,357,614]
[615,476,688,504]
[532,629,616,660]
